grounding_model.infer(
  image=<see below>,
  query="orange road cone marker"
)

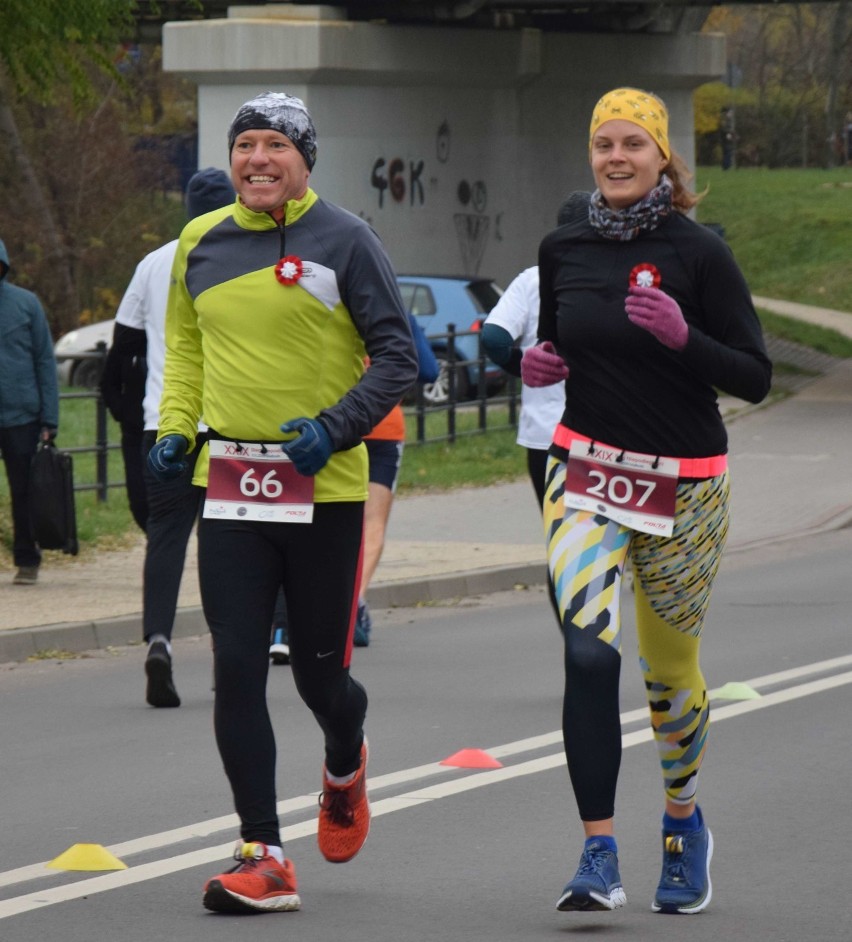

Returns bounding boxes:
[47,843,128,872]
[440,748,503,769]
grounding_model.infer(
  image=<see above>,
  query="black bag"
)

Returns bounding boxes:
[29,441,79,556]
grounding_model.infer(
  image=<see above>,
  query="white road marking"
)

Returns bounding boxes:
[0,657,849,919]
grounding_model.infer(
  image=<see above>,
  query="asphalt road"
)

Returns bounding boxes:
[0,526,850,942]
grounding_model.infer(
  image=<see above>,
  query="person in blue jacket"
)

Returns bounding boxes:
[0,238,60,585]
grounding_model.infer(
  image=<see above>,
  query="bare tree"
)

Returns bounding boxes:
[825,0,851,166]
[703,3,851,167]
[0,1,139,330]
[0,74,76,314]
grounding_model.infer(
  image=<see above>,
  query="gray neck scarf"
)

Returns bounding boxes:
[589,174,673,241]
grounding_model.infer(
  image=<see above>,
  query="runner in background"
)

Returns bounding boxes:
[481,191,590,630]
[103,168,236,708]
[354,313,438,646]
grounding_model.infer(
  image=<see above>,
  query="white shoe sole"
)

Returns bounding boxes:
[203,883,301,913]
[269,643,290,664]
[557,885,627,912]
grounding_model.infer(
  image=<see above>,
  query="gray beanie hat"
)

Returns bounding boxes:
[227,91,317,170]
[557,191,591,226]
[185,168,235,219]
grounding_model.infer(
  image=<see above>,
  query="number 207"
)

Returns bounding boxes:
[586,470,656,507]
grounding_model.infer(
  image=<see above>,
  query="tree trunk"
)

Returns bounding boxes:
[0,75,78,332]
[824,0,850,168]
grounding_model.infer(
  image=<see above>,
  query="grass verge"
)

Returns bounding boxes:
[757,310,852,359]
[695,166,852,312]
[399,407,525,494]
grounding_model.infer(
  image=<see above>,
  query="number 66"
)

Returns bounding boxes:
[239,468,284,498]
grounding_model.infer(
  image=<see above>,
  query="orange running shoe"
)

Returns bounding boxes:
[202,842,301,913]
[317,739,371,863]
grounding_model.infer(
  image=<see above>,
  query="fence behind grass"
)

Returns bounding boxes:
[57,347,117,501]
[57,325,521,501]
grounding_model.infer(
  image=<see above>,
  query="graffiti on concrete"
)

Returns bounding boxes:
[457,179,487,214]
[367,120,501,273]
[453,214,490,275]
[455,176,489,273]
[370,157,425,208]
[436,120,450,163]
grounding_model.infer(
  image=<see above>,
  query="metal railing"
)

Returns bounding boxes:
[57,344,121,500]
[56,331,519,501]
[404,323,519,445]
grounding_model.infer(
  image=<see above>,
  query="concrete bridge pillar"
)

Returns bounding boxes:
[163,3,725,280]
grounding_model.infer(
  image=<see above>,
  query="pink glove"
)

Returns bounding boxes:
[625,285,689,351]
[521,341,569,387]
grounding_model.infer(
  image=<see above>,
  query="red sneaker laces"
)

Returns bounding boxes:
[319,787,355,826]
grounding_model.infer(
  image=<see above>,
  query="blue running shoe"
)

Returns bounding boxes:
[556,840,627,912]
[652,806,713,914]
[354,599,371,648]
[269,626,290,665]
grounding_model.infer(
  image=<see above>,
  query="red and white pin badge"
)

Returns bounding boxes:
[275,256,304,286]
[629,263,661,289]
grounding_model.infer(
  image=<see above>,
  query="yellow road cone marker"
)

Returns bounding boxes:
[710,681,761,701]
[47,843,128,871]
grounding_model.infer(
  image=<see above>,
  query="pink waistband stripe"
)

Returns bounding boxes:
[553,425,728,479]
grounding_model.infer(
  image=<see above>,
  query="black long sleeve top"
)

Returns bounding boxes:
[538,211,772,459]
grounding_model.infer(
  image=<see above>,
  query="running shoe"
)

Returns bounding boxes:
[269,626,290,665]
[317,739,371,863]
[145,640,181,708]
[556,839,627,912]
[202,842,300,914]
[353,599,371,647]
[12,566,38,585]
[652,807,713,914]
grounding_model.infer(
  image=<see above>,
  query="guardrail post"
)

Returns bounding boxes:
[415,381,426,444]
[446,324,457,444]
[94,342,109,502]
[507,375,518,426]
[476,330,487,431]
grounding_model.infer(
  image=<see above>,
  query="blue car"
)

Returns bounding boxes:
[396,275,506,405]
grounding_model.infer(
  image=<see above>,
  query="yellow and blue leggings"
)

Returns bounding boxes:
[543,457,730,820]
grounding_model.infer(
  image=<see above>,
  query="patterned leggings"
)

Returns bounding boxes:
[543,457,730,821]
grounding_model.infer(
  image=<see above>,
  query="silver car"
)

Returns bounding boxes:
[54,319,114,388]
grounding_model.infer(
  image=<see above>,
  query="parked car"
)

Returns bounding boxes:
[54,319,114,388]
[396,275,505,405]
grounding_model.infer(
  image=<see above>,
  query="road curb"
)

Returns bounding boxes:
[3,351,847,666]
[0,562,550,665]
[0,608,209,665]
[6,502,852,666]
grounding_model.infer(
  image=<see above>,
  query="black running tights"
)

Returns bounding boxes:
[198,501,367,847]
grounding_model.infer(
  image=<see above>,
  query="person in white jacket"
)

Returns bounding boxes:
[102,168,235,708]
[481,192,589,626]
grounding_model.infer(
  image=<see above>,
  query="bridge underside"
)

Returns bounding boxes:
[136,0,801,41]
[162,3,728,279]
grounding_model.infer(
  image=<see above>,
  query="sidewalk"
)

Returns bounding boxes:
[752,296,852,340]
[1,300,850,662]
